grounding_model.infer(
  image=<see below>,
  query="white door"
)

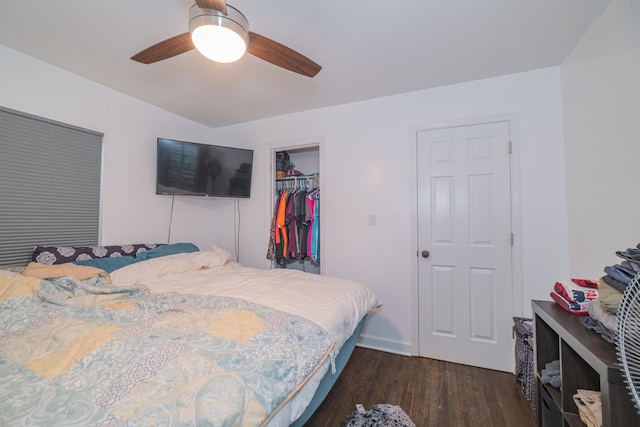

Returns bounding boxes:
[417,121,513,372]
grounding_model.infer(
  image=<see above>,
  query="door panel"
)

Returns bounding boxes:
[417,121,512,372]
[432,265,454,335]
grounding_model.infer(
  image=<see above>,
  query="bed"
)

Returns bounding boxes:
[0,243,379,426]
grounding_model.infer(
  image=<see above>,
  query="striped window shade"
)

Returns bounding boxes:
[0,106,103,266]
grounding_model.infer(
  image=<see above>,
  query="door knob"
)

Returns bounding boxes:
[421,250,430,258]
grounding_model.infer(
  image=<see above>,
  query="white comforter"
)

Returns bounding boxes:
[110,245,379,355]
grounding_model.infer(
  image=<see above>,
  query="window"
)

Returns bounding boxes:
[0,107,103,266]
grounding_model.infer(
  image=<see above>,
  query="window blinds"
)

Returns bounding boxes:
[0,107,103,266]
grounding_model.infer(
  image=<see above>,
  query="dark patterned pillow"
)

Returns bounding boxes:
[32,244,164,265]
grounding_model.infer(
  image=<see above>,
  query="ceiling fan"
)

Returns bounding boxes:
[131,0,321,78]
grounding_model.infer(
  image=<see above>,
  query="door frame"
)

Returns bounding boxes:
[408,113,524,357]
[264,136,326,274]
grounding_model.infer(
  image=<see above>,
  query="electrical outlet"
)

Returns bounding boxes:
[368,214,376,226]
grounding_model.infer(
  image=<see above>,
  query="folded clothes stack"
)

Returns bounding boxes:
[581,244,640,343]
[547,243,640,343]
[550,279,599,315]
[602,245,640,293]
[584,294,618,343]
[573,389,602,427]
[541,360,561,388]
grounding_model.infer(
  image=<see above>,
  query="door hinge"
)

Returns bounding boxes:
[508,141,512,154]
[511,233,514,246]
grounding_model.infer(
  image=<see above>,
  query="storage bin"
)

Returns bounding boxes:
[539,383,562,427]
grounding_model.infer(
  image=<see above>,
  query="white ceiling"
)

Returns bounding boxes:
[0,0,609,128]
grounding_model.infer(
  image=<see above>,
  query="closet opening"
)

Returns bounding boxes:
[266,143,321,274]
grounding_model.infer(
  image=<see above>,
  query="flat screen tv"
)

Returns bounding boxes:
[156,138,253,198]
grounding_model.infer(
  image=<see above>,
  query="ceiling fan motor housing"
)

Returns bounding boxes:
[189,4,250,47]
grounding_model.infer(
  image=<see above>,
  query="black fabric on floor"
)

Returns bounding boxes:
[345,404,416,427]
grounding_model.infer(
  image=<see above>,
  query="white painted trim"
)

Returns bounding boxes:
[508,116,524,318]
[357,335,413,357]
[407,128,420,356]
[407,113,523,356]
[264,136,326,274]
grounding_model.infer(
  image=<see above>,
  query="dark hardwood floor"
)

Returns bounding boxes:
[304,346,536,427]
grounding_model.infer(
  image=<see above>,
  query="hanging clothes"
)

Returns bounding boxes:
[296,189,309,259]
[311,191,320,263]
[267,176,320,267]
[286,189,298,259]
[266,190,280,260]
[275,190,288,264]
[306,189,316,262]
[307,189,320,263]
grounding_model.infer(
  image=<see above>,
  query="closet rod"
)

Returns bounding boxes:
[275,173,318,182]
[275,173,319,191]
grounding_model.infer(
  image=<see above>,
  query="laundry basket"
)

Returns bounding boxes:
[513,316,536,413]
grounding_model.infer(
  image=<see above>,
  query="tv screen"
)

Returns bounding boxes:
[156,138,253,198]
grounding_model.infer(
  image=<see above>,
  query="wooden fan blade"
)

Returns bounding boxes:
[131,33,194,64]
[247,32,321,78]
[195,0,227,14]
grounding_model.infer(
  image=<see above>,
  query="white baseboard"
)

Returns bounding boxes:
[356,334,413,356]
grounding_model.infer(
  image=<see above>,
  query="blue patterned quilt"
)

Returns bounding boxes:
[0,270,333,426]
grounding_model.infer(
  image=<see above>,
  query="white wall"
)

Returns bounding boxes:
[0,45,223,250]
[210,68,569,353]
[1,44,570,355]
[561,0,640,278]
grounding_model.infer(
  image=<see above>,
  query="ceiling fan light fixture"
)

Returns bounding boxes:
[189,4,249,64]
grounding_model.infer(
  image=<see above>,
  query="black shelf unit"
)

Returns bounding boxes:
[532,300,640,427]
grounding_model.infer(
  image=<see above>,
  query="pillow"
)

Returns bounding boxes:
[110,252,200,286]
[208,244,233,265]
[73,256,137,273]
[135,242,200,261]
[22,262,105,280]
[32,243,164,265]
[110,247,231,286]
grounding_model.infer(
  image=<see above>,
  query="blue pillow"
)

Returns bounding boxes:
[73,256,137,273]
[135,242,199,261]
